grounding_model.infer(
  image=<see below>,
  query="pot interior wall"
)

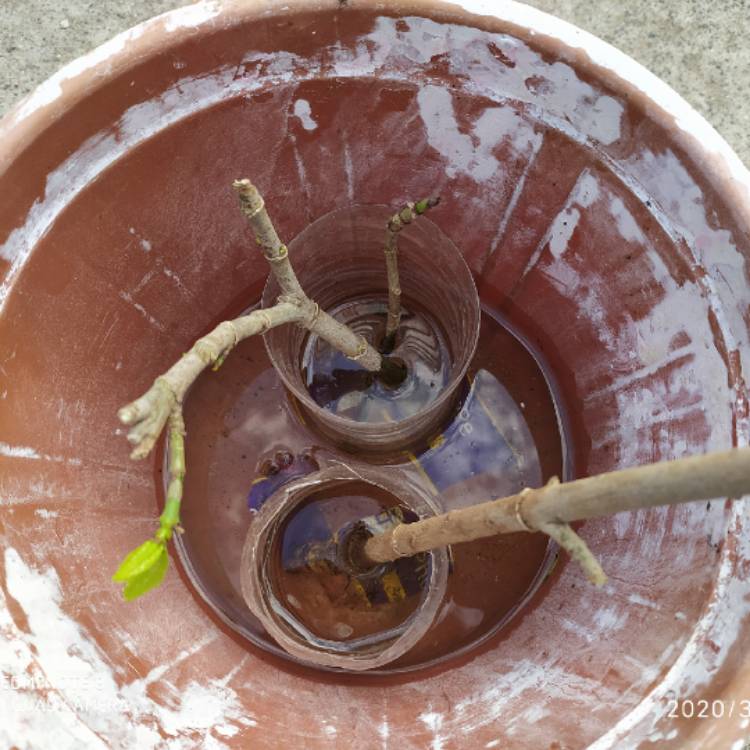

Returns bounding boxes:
[0,3,749,748]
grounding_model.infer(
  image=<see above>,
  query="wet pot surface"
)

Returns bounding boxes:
[1,2,749,749]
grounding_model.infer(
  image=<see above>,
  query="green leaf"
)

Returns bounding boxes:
[112,539,164,582]
[122,547,169,601]
[414,196,440,214]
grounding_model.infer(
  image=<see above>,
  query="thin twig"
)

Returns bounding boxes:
[538,521,607,585]
[157,408,186,541]
[382,197,440,353]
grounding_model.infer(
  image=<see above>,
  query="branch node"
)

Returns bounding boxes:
[347,336,370,362]
[388,202,415,233]
[232,179,265,220]
[514,490,533,531]
[278,293,304,307]
[257,310,274,333]
[169,408,186,437]
[154,376,177,401]
[194,342,216,365]
[221,320,240,348]
[539,521,607,586]
[264,244,289,263]
[307,301,321,327]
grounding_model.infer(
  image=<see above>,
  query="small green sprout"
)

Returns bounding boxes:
[113,410,185,601]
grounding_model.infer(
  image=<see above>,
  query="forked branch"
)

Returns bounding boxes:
[114,180,408,598]
[119,302,303,459]
[233,179,387,372]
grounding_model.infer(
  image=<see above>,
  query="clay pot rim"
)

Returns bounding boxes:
[0,1,748,743]
[1,0,748,234]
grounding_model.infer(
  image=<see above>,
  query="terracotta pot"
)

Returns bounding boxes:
[1,1,749,748]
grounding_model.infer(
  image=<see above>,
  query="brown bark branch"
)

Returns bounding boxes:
[119,302,303,459]
[363,447,750,584]
[233,179,384,371]
[233,178,305,299]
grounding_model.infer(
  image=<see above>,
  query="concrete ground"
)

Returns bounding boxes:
[0,1,748,165]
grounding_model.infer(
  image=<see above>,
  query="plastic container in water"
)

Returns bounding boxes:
[240,461,450,671]
[1,2,749,748]
[261,204,481,456]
